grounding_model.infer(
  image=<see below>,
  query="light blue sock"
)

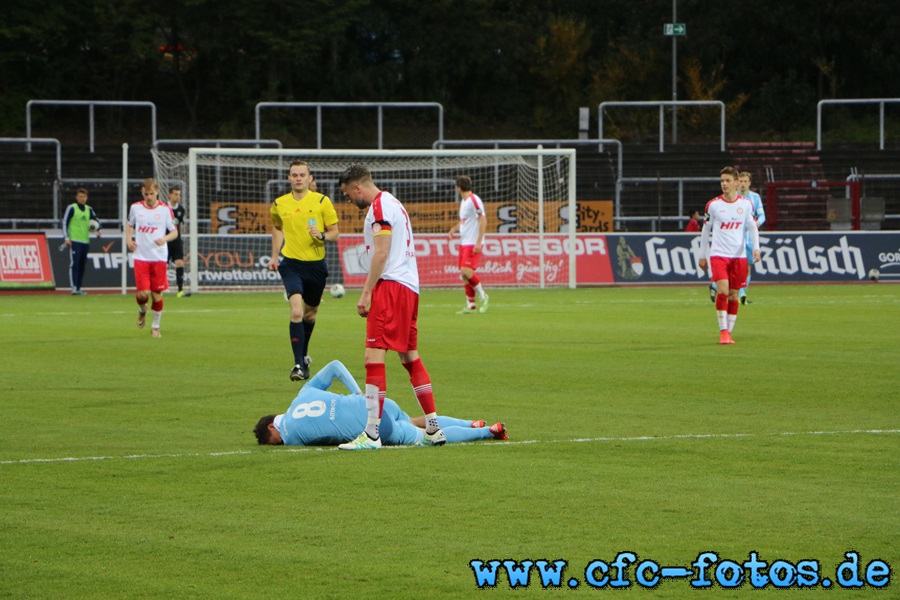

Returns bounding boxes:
[437,416,475,429]
[443,426,492,443]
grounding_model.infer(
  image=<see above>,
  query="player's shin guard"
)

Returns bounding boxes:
[402,358,436,415]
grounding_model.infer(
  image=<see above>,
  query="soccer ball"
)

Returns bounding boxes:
[868,268,880,282]
[89,219,100,232]
[329,283,345,298]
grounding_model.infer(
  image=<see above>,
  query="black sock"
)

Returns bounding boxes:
[302,320,315,357]
[289,321,305,364]
[176,267,184,291]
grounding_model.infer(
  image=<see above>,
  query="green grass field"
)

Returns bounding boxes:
[1,285,897,598]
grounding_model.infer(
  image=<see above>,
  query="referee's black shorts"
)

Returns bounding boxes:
[167,236,184,262]
[278,257,328,307]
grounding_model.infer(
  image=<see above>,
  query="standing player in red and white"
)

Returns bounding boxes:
[448,175,489,314]
[337,164,446,450]
[698,167,760,345]
[125,178,178,338]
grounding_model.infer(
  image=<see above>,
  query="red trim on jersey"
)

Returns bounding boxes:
[470,194,482,211]
[372,191,385,223]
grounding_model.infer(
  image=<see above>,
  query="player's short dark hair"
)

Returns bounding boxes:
[339,164,372,186]
[76,187,88,196]
[456,175,473,192]
[253,414,278,445]
[169,185,181,192]
[720,166,739,179]
[738,171,752,181]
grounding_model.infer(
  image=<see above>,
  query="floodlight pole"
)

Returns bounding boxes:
[672,0,678,145]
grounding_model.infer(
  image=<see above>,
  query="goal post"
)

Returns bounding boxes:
[152,148,578,293]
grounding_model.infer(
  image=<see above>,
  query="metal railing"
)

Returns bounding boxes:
[0,137,62,219]
[255,102,444,149]
[433,138,623,183]
[817,98,900,150]
[26,100,157,152]
[598,100,727,152]
[616,176,720,231]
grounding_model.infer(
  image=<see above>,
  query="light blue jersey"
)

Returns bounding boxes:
[745,190,765,257]
[276,360,496,446]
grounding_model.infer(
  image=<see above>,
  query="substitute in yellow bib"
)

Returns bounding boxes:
[269,160,339,382]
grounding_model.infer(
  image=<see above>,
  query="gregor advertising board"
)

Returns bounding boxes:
[40,231,900,291]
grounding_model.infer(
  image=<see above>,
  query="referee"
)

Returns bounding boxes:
[166,186,189,297]
[269,160,340,381]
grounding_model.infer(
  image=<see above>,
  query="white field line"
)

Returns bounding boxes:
[2,429,897,466]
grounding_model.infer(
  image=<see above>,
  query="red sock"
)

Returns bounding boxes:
[402,358,436,414]
[715,294,728,311]
[469,274,481,287]
[727,299,739,316]
[136,295,148,309]
[365,362,386,417]
[151,299,163,312]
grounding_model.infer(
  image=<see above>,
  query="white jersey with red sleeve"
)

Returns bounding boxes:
[364,191,419,293]
[458,193,485,245]
[700,195,759,259]
[127,201,175,262]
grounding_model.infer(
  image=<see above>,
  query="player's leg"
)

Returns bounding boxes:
[457,247,477,313]
[299,260,327,370]
[709,257,733,344]
[172,238,186,296]
[466,249,488,312]
[134,260,151,328]
[739,242,753,304]
[342,287,393,448]
[338,346,387,450]
[726,259,749,336]
[279,259,309,381]
[73,241,89,293]
[149,262,168,337]
[395,286,442,443]
[379,399,421,445]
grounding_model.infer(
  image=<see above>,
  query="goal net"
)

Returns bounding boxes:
[152,148,577,293]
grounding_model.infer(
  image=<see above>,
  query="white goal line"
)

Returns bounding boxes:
[2,429,897,466]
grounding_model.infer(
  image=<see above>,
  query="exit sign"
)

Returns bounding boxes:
[664,23,686,36]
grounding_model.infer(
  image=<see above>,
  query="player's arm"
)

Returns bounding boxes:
[698,211,712,271]
[755,196,766,228]
[747,216,761,262]
[159,217,178,245]
[358,226,390,318]
[124,222,136,252]
[307,360,362,394]
[270,226,284,270]
[61,206,73,246]
[448,222,460,238]
[474,213,487,254]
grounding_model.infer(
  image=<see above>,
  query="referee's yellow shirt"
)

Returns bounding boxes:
[270,191,339,261]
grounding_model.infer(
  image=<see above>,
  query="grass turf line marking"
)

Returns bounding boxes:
[1,429,897,466]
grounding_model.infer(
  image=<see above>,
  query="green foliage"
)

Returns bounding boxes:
[1,285,897,597]
[4,1,900,141]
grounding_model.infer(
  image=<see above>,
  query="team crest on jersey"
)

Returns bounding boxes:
[736,207,744,214]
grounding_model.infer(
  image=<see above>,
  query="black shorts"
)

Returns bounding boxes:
[278,257,328,307]
[167,236,184,262]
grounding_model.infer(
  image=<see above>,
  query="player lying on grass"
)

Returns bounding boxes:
[253,360,508,448]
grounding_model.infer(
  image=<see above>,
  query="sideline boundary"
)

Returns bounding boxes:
[2,428,897,466]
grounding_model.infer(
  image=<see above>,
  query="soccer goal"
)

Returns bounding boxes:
[152,148,577,293]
